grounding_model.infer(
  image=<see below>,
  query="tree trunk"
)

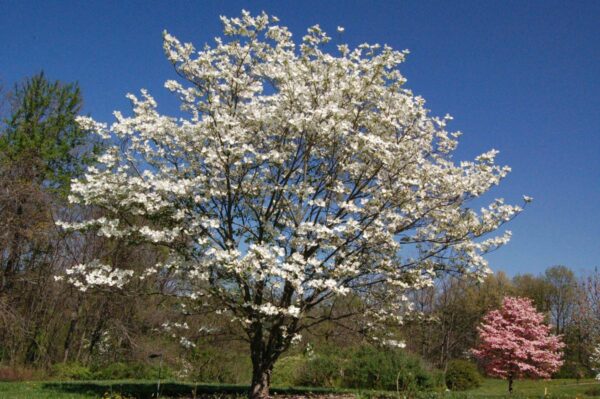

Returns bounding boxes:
[2,231,21,292]
[250,362,272,399]
[249,326,277,399]
[63,312,79,363]
[508,376,513,394]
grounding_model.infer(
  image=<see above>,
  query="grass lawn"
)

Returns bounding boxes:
[0,381,345,398]
[0,380,94,398]
[467,378,600,397]
[0,379,599,398]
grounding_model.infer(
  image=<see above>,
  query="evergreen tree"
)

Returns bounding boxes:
[0,72,96,195]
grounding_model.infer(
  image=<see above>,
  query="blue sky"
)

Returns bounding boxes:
[2,0,598,276]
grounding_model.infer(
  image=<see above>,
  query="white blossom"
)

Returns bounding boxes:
[64,260,133,291]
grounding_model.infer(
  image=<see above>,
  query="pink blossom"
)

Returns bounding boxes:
[472,297,564,392]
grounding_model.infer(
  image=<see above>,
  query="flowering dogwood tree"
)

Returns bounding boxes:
[472,297,564,394]
[60,11,524,398]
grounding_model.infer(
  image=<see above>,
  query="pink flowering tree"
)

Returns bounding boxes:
[472,297,564,393]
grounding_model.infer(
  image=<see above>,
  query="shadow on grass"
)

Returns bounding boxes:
[42,381,348,398]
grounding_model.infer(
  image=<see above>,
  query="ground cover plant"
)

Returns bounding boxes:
[444,360,482,391]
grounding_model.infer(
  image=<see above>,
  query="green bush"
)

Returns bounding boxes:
[444,360,482,391]
[342,345,438,391]
[101,393,134,399]
[185,347,252,384]
[51,363,93,380]
[92,362,130,380]
[429,369,447,391]
[272,346,439,391]
[91,361,172,380]
[272,355,307,386]
[296,354,343,388]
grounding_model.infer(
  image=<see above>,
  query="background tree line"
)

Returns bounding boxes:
[0,73,179,376]
[0,73,598,384]
[402,266,600,378]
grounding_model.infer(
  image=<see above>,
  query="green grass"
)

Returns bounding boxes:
[0,381,90,398]
[465,378,600,398]
[0,381,94,398]
[0,379,598,398]
[352,378,600,398]
[0,380,347,398]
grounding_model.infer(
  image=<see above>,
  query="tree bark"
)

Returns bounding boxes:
[508,376,513,394]
[2,231,21,292]
[63,312,79,363]
[250,362,272,399]
[249,324,278,399]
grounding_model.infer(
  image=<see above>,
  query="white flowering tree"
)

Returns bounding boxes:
[61,11,525,398]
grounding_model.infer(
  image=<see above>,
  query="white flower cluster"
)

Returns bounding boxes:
[60,260,133,291]
[382,339,406,349]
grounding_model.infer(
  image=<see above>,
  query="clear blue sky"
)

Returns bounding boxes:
[2,0,598,276]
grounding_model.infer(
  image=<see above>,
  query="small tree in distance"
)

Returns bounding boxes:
[472,297,564,394]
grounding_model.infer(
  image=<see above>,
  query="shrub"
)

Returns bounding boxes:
[185,347,251,384]
[51,363,93,380]
[102,393,134,399]
[445,360,482,391]
[92,362,130,380]
[342,346,438,391]
[272,355,307,386]
[429,370,447,391]
[296,354,343,388]
[91,361,172,380]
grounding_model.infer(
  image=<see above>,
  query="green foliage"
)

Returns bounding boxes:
[274,346,441,391]
[445,360,482,391]
[101,393,133,399]
[0,72,97,194]
[272,346,440,391]
[342,346,438,391]
[91,362,172,380]
[295,354,343,388]
[51,363,93,381]
[185,346,252,384]
[51,362,173,381]
[271,355,306,386]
